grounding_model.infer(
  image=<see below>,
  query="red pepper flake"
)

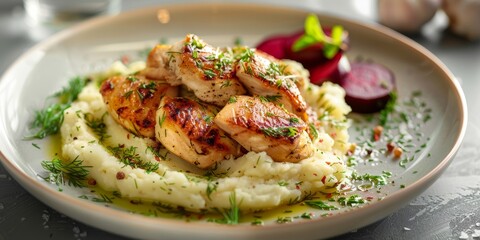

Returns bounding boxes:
[373,133,380,141]
[325,162,331,165]
[321,176,326,184]
[295,184,301,190]
[330,132,336,138]
[121,55,130,65]
[366,196,374,201]
[325,193,332,199]
[116,171,126,180]
[319,139,324,143]
[386,142,395,152]
[87,178,97,186]
[127,134,130,140]
[313,173,318,176]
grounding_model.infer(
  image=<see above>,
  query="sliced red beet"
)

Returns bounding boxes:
[255,34,290,59]
[256,28,349,85]
[308,53,347,84]
[340,62,395,113]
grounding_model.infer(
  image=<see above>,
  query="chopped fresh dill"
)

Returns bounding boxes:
[278,180,289,186]
[350,171,391,186]
[158,112,167,127]
[261,126,298,138]
[28,77,88,139]
[91,193,113,203]
[251,218,264,226]
[126,75,138,82]
[237,48,254,62]
[259,95,281,103]
[228,96,237,103]
[203,69,217,79]
[108,145,159,173]
[379,91,397,126]
[309,123,319,140]
[206,179,218,200]
[220,80,232,88]
[276,217,293,224]
[209,192,240,224]
[337,194,365,207]
[84,112,109,142]
[124,90,133,98]
[304,200,338,210]
[203,115,213,124]
[289,117,300,123]
[41,156,91,190]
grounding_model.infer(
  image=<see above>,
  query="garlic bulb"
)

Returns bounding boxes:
[378,0,442,32]
[443,0,480,40]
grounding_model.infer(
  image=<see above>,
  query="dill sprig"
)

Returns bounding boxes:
[210,192,240,224]
[41,156,91,190]
[84,112,109,142]
[29,77,88,139]
[304,200,338,210]
[379,91,398,126]
[258,95,282,103]
[261,126,299,138]
[108,145,159,173]
[337,194,365,207]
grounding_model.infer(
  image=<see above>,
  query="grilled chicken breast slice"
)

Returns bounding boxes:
[168,34,247,106]
[100,75,178,138]
[143,44,182,85]
[156,96,241,168]
[214,95,314,163]
[235,48,309,121]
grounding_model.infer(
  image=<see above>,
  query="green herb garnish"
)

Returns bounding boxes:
[261,126,299,138]
[41,156,91,190]
[109,145,159,173]
[292,14,344,59]
[210,192,241,224]
[84,112,109,142]
[29,77,88,139]
[304,200,338,210]
[91,193,113,203]
[379,91,398,126]
[338,194,365,207]
[259,95,282,103]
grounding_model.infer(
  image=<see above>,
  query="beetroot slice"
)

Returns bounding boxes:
[255,35,290,59]
[340,62,395,113]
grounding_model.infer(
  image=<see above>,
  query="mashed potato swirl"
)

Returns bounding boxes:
[60,62,351,212]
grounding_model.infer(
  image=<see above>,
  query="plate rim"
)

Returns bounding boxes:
[0,3,468,239]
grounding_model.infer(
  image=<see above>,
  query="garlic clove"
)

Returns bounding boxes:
[443,0,480,40]
[378,0,442,33]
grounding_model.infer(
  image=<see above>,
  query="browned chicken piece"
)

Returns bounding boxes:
[235,48,309,121]
[214,95,314,163]
[100,75,178,138]
[155,96,241,168]
[168,34,247,106]
[142,44,182,85]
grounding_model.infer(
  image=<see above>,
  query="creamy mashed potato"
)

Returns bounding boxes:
[60,61,351,212]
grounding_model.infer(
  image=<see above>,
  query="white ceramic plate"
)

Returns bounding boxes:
[0,4,467,240]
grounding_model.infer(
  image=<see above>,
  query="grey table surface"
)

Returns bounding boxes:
[1,1,479,239]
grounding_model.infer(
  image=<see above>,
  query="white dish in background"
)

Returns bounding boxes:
[0,4,467,240]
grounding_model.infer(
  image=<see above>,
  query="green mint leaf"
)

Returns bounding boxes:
[292,35,317,52]
[304,14,325,41]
